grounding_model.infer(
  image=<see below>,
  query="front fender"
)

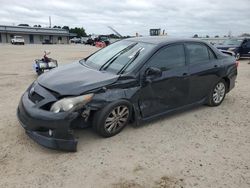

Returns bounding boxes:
[87,86,141,125]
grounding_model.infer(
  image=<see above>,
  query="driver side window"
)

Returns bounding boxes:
[147,44,186,71]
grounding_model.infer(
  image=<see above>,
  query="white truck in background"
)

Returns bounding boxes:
[11,36,25,45]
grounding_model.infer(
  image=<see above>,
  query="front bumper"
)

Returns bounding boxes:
[17,92,79,152]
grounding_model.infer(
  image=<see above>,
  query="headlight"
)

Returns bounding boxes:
[50,93,94,113]
[228,48,235,51]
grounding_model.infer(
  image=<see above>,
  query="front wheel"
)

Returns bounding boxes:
[37,69,44,75]
[207,80,226,106]
[93,100,132,137]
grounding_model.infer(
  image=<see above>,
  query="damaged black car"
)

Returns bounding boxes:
[17,37,237,152]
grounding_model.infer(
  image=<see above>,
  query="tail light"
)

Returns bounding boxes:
[235,61,239,68]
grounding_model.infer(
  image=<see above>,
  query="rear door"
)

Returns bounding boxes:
[185,42,220,104]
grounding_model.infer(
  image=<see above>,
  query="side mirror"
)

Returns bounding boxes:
[145,67,162,78]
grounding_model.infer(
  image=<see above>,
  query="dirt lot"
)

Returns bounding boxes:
[0,44,249,188]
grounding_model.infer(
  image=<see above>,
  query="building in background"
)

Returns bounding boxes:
[149,29,161,36]
[0,25,71,44]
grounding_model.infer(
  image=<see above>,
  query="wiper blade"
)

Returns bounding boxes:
[99,43,137,71]
[118,47,144,74]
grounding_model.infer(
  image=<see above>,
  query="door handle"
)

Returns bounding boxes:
[182,73,188,76]
[214,65,218,68]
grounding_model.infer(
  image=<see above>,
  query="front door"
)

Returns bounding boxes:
[139,44,189,118]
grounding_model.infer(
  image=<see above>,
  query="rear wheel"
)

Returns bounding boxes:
[93,100,131,137]
[207,80,226,106]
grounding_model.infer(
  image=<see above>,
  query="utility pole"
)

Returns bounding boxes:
[49,16,51,28]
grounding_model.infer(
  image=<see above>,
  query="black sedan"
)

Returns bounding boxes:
[17,37,238,151]
[216,38,250,60]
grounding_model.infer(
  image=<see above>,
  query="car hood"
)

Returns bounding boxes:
[37,62,119,95]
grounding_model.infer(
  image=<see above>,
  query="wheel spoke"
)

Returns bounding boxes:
[106,117,114,122]
[105,121,113,128]
[107,122,116,132]
[119,107,126,115]
[111,110,117,117]
[119,117,127,122]
[117,121,123,128]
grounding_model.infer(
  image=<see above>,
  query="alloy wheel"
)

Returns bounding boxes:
[104,105,129,133]
[213,82,226,104]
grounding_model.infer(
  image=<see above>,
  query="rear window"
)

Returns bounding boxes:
[186,43,210,65]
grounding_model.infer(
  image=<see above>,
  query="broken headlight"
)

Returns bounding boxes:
[50,93,94,113]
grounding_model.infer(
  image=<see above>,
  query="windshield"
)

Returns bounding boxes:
[15,36,23,39]
[222,39,243,46]
[80,40,155,74]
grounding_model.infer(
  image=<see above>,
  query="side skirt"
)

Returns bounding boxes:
[135,98,207,125]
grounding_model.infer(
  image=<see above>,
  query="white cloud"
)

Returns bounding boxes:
[0,0,249,37]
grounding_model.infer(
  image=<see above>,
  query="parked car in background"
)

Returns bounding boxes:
[80,37,88,44]
[42,39,53,45]
[95,35,110,46]
[85,37,95,45]
[11,36,25,45]
[85,35,111,46]
[70,37,81,44]
[17,37,238,151]
[216,38,250,60]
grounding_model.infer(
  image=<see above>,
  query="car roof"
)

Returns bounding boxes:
[124,36,206,45]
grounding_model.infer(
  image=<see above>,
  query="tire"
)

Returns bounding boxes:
[93,100,132,137]
[37,69,44,75]
[207,80,227,106]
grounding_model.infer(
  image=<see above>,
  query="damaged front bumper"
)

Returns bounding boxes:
[17,92,79,152]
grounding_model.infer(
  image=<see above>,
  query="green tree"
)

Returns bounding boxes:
[69,27,87,37]
[62,26,70,30]
[109,34,119,38]
[53,26,61,29]
[193,34,198,38]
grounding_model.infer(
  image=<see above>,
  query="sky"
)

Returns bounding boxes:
[0,0,249,37]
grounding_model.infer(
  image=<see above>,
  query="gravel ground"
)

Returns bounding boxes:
[0,44,249,188]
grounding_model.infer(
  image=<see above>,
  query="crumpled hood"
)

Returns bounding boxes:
[37,62,119,95]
